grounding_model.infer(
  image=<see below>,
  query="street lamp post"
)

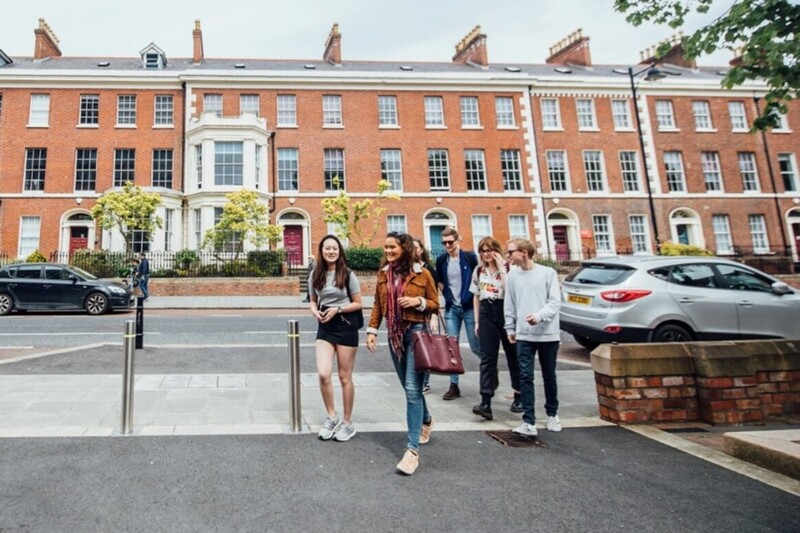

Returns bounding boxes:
[627,65,665,253]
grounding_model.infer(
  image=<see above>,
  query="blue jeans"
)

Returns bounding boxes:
[139,275,150,299]
[445,305,480,385]
[389,323,431,451]
[516,340,559,425]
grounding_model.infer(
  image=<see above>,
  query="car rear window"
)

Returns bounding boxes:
[564,264,635,285]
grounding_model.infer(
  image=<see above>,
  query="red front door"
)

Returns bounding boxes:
[552,226,570,261]
[283,225,303,267]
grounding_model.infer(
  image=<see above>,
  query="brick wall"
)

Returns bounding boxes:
[148,275,377,297]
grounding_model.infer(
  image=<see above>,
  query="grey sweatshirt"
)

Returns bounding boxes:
[504,264,561,342]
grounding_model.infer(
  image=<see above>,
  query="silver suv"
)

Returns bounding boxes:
[559,256,799,350]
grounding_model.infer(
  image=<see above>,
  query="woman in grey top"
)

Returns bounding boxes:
[309,235,362,442]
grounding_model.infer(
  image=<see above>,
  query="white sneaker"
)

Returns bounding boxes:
[511,422,538,437]
[546,415,562,432]
[333,423,356,442]
[318,416,341,440]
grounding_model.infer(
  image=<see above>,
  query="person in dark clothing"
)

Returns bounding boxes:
[137,252,151,300]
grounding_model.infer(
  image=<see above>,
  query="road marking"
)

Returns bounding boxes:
[0,332,161,337]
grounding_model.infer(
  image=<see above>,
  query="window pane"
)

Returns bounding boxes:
[629,215,650,253]
[576,99,596,129]
[24,148,47,191]
[655,100,675,129]
[380,149,403,191]
[387,215,407,234]
[323,95,342,125]
[324,148,345,190]
[728,101,747,130]
[471,215,491,244]
[778,154,797,191]
[277,95,297,126]
[583,151,605,191]
[79,94,99,125]
[664,151,686,192]
[592,215,613,253]
[75,148,97,191]
[152,149,173,188]
[738,152,759,191]
[428,149,450,191]
[214,141,243,186]
[114,149,136,187]
[19,216,41,258]
[701,152,723,191]
[546,151,568,192]
[117,95,137,124]
[541,99,561,128]
[154,95,173,125]
[204,94,222,117]
[240,94,259,116]
[29,94,50,126]
[611,99,630,129]
[508,215,528,239]
[424,96,444,126]
[748,214,770,253]
[460,96,480,126]
[495,97,515,127]
[378,96,398,126]
[464,149,486,191]
[712,214,733,253]
[500,149,522,191]
[278,148,299,191]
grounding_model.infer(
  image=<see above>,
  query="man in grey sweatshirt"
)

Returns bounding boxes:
[503,238,562,437]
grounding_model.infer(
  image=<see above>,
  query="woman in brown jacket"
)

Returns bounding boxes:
[366,232,439,475]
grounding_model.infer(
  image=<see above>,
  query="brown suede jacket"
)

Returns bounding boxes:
[367,263,439,334]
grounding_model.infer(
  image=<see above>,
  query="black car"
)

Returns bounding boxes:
[0,263,133,315]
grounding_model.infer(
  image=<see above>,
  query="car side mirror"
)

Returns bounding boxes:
[68,274,79,283]
[772,281,792,295]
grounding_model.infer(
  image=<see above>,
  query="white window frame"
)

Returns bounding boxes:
[427,149,450,191]
[592,215,615,255]
[74,148,97,192]
[214,141,244,186]
[152,149,173,188]
[628,214,651,254]
[113,148,135,187]
[323,148,345,190]
[701,152,724,192]
[738,152,760,192]
[277,148,299,192]
[583,150,606,192]
[203,94,222,118]
[194,208,202,248]
[778,153,798,192]
[18,216,41,258]
[546,150,570,192]
[495,97,515,128]
[380,149,403,192]
[164,209,174,252]
[378,95,398,127]
[240,94,260,116]
[508,215,529,239]
[728,101,748,131]
[748,214,770,254]
[692,101,714,130]
[619,151,641,192]
[500,149,523,192]
[116,95,137,126]
[254,144,264,189]
[712,214,733,254]
[655,100,676,130]
[277,95,297,126]
[471,215,492,248]
[24,148,47,191]
[424,96,445,127]
[386,215,407,234]
[154,95,174,126]
[540,98,562,129]
[322,95,343,126]
[664,151,687,192]
[464,149,487,191]
[195,144,203,189]
[611,99,631,130]
[576,98,597,130]
[460,96,481,128]
[28,94,50,127]
[79,94,100,126]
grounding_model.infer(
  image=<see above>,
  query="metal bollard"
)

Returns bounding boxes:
[135,297,144,349]
[121,320,136,435]
[288,320,302,433]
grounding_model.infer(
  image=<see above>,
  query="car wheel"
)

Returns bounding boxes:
[85,292,109,315]
[573,334,600,350]
[0,292,13,316]
[652,323,693,343]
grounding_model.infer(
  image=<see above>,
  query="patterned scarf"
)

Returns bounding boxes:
[386,265,407,360]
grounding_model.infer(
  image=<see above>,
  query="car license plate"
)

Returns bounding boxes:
[567,294,591,305]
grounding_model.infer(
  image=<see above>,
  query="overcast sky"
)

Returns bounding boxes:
[1,0,735,66]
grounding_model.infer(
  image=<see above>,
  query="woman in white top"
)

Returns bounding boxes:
[309,235,362,442]
[469,236,521,420]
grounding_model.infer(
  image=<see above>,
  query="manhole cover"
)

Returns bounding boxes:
[486,430,548,448]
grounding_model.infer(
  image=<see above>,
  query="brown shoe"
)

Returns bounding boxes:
[396,449,419,475]
[442,383,461,401]
[420,417,434,445]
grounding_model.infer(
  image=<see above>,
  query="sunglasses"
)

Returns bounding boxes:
[441,240,456,246]
[505,249,519,256]
[479,248,494,254]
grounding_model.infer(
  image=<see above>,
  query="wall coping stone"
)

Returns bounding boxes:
[590,343,694,377]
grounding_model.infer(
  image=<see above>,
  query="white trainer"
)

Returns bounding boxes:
[511,422,538,437]
[546,415,562,432]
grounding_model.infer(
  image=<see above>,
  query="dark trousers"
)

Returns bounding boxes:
[478,299,520,398]
[517,340,559,425]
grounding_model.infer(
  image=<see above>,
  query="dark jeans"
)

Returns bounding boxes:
[478,299,519,398]
[516,340,559,425]
[139,274,150,299]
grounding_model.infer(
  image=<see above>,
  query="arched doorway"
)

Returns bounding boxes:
[669,208,704,248]
[788,208,800,261]
[61,212,95,258]
[547,210,580,261]
[277,210,309,267]
[423,210,456,260]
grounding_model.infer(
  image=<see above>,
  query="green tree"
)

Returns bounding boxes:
[91,182,163,253]
[615,0,800,130]
[202,189,282,260]
[321,178,400,247]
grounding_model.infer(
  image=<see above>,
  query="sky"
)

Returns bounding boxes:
[0,0,735,66]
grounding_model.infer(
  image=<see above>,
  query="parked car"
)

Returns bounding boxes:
[559,256,800,350]
[0,263,133,316]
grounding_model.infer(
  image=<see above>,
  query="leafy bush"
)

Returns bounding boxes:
[247,250,287,276]
[26,250,47,263]
[173,249,199,270]
[70,249,131,277]
[345,246,383,271]
[659,241,713,256]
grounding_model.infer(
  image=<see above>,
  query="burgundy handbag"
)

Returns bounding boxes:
[412,312,465,375]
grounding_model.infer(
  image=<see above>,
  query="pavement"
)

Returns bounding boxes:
[1,295,799,531]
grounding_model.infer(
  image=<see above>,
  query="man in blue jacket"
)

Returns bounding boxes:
[137,252,151,300]
[435,227,479,400]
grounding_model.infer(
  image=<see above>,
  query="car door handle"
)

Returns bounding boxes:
[678,297,695,303]
[737,300,754,307]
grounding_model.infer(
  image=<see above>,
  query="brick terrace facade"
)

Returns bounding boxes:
[0,20,798,266]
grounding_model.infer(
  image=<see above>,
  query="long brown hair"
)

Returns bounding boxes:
[381,232,414,277]
[477,236,503,268]
[312,234,350,291]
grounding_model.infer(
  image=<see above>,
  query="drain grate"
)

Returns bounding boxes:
[662,427,710,434]
[486,430,548,448]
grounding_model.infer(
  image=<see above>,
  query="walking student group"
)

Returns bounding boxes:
[308,228,562,476]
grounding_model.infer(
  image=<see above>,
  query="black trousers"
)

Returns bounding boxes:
[478,299,520,398]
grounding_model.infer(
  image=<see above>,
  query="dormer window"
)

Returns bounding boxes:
[139,43,167,70]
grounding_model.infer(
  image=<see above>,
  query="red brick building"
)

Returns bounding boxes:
[1,20,798,268]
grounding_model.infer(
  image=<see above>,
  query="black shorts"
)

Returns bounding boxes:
[316,321,360,347]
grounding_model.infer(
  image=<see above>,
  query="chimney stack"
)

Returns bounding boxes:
[33,18,61,59]
[729,46,744,67]
[193,20,204,64]
[546,28,591,66]
[452,25,488,67]
[639,32,695,68]
[323,23,342,66]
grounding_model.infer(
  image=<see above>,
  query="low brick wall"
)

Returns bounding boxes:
[591,340,800,426]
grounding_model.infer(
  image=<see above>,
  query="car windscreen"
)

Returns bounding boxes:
[564,263,635,285]
[65,265,97,280]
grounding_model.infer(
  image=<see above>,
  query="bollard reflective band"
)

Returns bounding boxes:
[123,335,136,339]
[287,333,300,338]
